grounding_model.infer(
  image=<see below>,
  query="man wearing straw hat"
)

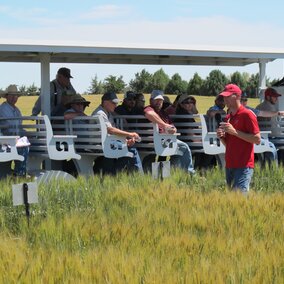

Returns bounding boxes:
[0,85,30,177]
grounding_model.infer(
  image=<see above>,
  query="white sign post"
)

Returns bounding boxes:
[12,182,38,226]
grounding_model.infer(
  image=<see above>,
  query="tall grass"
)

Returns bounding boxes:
[0,167,283,283]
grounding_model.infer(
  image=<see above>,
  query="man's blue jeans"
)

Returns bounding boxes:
[226,167,254,193]
[170,140,195,174]
[14,146,29,176]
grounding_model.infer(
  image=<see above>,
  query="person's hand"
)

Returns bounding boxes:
[278,111,284,116]
[217,127,225,138]
[220,122,237,136]
[129,132,140,140]
[127,137,135,147]
[164,124,176,134]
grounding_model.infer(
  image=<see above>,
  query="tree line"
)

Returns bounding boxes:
[8,68,280,97]
[88,69,279,98]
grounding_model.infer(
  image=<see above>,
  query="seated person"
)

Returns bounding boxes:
[241,92,284,164]
[165,94,181,115]
[174,94,215,169]
[144,90,195,174]
[115,91,137,115]
[133,93,146,115]
[92,92,143,175]
[256,87,281,112]
[206,95,227,131]
[206,95,226,117]
[64,94,90,122]
[162,95,172,110]
[174,94,199,136]
[63,94,90,176]
[0,85,29,177]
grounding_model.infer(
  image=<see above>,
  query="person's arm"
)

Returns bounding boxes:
[220,122,261,144]
[258,110,284,117]
[207,109,226,118]
[31,96,41,116]
[107,126,140,141]
[144,109,176,133]
[64,112,86,120]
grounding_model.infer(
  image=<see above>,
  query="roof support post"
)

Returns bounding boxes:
[40,54,51,116]
[259,60,267,90]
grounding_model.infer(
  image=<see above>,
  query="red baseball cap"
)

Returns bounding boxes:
[265,88,281,98]
[219,84,242,97]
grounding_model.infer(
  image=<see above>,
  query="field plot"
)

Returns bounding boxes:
[0,166,283,283]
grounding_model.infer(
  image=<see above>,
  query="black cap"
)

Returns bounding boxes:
[124,91,136,100]
[57,67,73,78]
[102,92,120,104]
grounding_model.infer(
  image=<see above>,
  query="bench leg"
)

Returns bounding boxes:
[27,156,45,172]
[73,156,95,176]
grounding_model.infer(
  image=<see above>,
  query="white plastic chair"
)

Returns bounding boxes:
[98,115,134,159]
[43,115,81,160]
[153,123,181,156]
[200,114,225,155]
[0,136,24,162]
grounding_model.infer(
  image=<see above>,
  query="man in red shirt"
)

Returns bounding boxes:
[217,84,261,193]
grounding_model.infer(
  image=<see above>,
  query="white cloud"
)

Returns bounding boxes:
[1,14,284,92]
[2,15,281,50]
[81,4,130,20]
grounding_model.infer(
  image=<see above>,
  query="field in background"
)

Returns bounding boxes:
[5,94,261,116]
[0,166,283,283]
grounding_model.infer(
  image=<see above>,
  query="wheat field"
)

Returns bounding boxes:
[0,166,283,283]
[1,94,260,116]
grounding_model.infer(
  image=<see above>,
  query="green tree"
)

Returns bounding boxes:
[203,70,228,97]
[230,71,247,91]
[129,69,152,93]
[246,73,259,98]
[26,83,39,96]
[88,74,104,94]
[103,75,126,93]
[187,72,204,96]
[19,85,27,95]
[149,68,170,91]
[165,73,187,95]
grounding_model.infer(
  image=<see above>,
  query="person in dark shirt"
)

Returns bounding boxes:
[115,91,137,115]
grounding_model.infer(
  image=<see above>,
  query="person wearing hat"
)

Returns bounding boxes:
[144,90,195,174]
[115,91,137,115]
[175,94,198,116]
[64,94,90,121]
[239,92,284,165]
[206,94,226,118]
[216,84,261,194]
[92,92,143,175]
[0,85,29,177]
[32,67,76,116]
[256,87,282,112]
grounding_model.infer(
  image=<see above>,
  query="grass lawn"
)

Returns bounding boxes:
[0,166,283,283]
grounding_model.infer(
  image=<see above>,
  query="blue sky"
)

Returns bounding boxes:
[1,0,284,92]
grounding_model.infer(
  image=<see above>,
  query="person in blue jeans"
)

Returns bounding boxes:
[144,90,195,174]
[92,92,143,175]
